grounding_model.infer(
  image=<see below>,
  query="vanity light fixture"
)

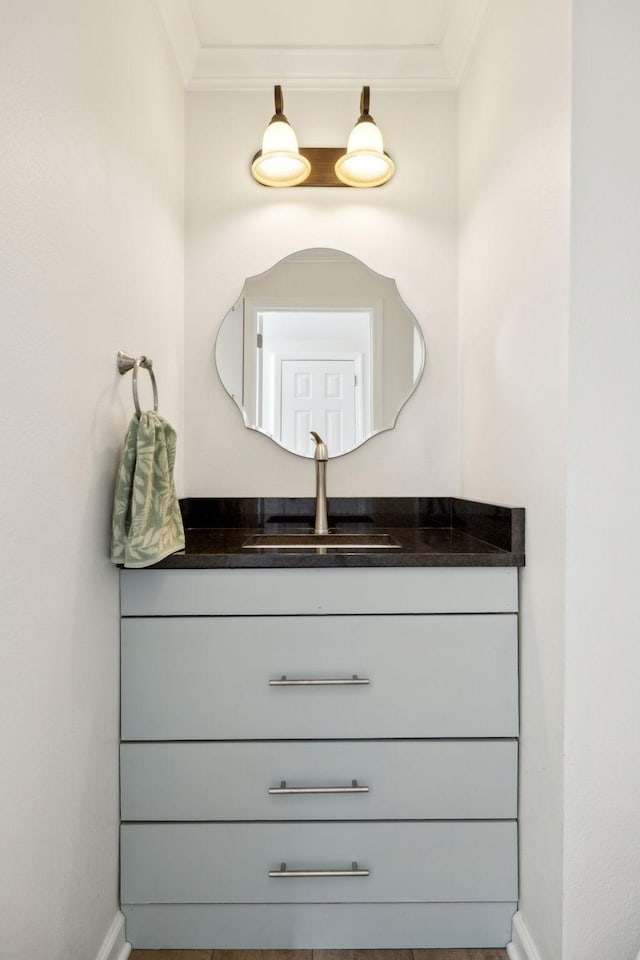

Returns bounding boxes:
[335,86,395,188]
[251,85,311,187]
[250,86,394,189]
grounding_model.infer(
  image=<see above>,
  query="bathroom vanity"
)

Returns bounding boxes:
[119,497,524,949]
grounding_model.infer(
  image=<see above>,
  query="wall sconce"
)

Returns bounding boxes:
[335,86,395,187]
[250,86,394,189]
[251,85,311,187]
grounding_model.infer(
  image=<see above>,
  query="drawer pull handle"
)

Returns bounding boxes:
[269,860,369,879]
[269,779,369,795]
[269,674,370,686]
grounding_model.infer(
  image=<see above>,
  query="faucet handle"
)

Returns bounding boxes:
[310,431,328,460]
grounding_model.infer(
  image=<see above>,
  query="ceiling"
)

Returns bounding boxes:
[156,0,488,90]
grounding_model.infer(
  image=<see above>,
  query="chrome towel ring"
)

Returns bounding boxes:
[117,350,159,417]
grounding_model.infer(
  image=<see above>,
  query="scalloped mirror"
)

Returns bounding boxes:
[215,248,425,459]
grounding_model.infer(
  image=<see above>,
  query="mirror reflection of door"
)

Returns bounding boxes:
[280,359,358,456]
[256,309,372,455]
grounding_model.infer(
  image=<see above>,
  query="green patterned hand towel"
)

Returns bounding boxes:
[110,411,185,568]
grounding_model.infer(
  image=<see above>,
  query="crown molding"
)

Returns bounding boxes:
[440,0,488,83]
[188,76,457,93]
[155,0,199,85]
[157,0,487,91]
[190,44,456,91]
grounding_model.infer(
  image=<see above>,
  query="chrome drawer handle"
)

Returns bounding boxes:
[269,860,369,879]
[269,779,369,795]
[269,674,370,686]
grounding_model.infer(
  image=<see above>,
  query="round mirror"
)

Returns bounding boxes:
[215,248,425,458]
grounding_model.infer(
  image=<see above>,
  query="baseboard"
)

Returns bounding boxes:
[95,911,131,960]
[507,911,543,960]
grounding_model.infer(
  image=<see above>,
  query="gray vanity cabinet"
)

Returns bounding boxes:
[120,567,519,949]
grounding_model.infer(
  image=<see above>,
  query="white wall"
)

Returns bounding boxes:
[185,90,458,494]
[563,2,640,958]
[459,2,571,958]
[0,2,183,958]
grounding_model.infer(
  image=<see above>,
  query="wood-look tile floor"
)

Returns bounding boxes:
[130,950,509,960]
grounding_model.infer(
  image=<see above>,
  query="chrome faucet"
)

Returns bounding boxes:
[310,431,329,535]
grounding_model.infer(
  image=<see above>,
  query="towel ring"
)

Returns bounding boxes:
[117,350,159,418]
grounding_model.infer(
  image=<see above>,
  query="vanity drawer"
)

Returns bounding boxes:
[121,739,518,821]
[121,902,519,950]
[121,820,518,905]
[121,614,518,740]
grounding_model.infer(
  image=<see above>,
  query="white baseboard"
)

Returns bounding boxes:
[95,912,131,960]
[507,911,543,960]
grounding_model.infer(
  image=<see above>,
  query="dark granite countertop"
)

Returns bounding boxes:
[145,497,525,569]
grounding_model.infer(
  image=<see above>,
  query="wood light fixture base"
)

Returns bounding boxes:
[298,148,348,187]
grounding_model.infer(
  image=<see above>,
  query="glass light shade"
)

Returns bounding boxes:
[335,119,394,188]
[347,119,384,154]
[251,119,311,187]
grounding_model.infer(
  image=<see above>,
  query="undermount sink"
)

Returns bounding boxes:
[242,533,403,550]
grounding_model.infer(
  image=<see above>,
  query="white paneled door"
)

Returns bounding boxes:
[280,358,357,456]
